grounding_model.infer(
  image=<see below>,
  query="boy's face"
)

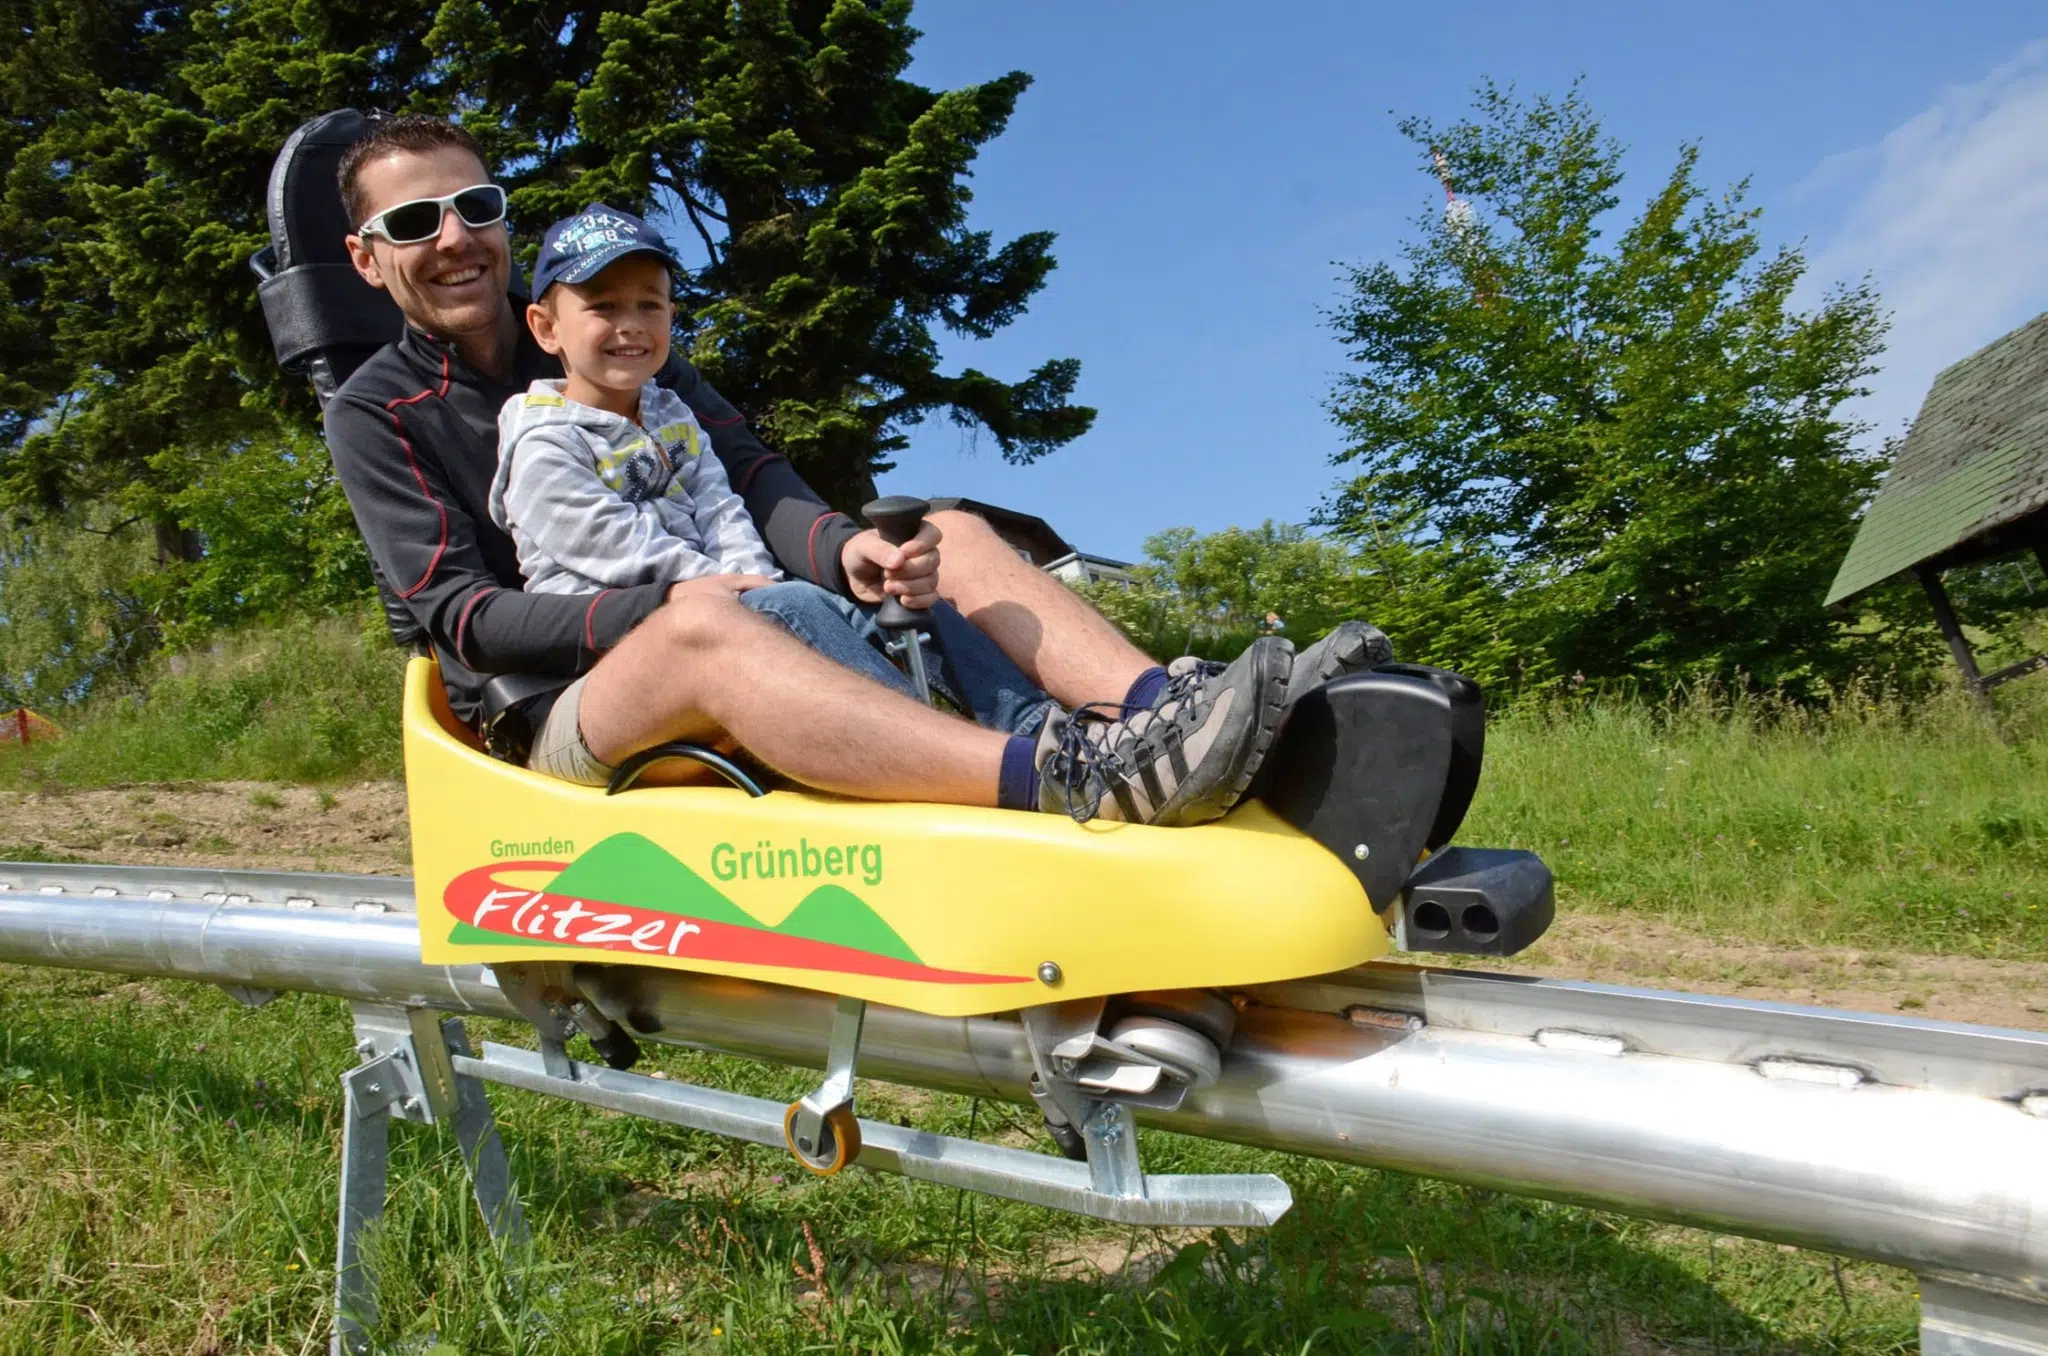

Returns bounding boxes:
[527,255,673,394]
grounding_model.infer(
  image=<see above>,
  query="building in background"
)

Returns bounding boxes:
[928,497,1134,586]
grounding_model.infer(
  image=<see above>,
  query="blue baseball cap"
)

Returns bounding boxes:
[531,203,680,299]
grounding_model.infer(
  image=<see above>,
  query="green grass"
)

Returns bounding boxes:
[1465,680,2048,959]
[0,618,407,789]
[0,965,1918,1355]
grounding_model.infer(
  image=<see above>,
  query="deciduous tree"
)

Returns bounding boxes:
[1326,82,1908,693]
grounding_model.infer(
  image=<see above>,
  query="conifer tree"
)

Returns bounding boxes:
[1,0,1089,595]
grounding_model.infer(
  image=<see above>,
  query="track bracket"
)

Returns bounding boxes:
[332,1004,529,1356]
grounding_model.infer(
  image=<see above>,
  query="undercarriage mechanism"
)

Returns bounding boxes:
[495,958,1272,1218]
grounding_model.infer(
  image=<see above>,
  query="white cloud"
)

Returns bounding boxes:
[1803,40,2048,443]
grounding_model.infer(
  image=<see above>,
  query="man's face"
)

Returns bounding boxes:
[527,255,674,395]
[343,145,512,341]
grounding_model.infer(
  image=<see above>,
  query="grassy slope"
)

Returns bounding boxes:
[1469,684,2048,960]
[0,619,406,789]
[0,966,1918,1355]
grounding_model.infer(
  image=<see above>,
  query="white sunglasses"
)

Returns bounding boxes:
[357,184,508,245]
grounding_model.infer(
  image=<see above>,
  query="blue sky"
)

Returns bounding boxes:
[869,3,2048,561]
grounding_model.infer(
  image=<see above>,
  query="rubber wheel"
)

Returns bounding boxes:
[783,1101,861,1176]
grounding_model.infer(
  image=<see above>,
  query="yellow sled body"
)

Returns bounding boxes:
[404,659,1388,1016]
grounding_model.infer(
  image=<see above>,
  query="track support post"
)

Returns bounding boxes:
[332,1004,528,1356]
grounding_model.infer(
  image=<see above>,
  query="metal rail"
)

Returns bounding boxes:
[0,861,2043,1352]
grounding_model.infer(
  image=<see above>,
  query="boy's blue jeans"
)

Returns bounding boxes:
[740,580,1057,740]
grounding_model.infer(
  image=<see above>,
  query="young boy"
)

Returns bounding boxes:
[491,205,1071,793]
[490,203,1332,824]
[489,205,781,594]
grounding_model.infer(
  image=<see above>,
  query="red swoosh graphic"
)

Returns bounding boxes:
[444,862,1031,986]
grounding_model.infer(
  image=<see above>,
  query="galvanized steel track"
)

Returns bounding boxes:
[0,860,2044,1351]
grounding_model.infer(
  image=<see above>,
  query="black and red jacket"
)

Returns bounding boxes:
[323,317,860,726]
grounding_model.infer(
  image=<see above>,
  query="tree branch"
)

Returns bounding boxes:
[681,189,727,225]
[679,192,724,267]
[76,514,142,538]
[655,172,726,266]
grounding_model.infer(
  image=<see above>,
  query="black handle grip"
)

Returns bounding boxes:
[862,495,931,630]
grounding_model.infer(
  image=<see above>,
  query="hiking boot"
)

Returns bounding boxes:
[1038,637,1291,826]
[1284,620,1393,709]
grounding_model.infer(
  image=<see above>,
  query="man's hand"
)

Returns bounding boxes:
[665,573,776,604]
[841,521,942,609]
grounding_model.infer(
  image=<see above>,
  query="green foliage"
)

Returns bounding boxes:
[160,429,373,644]
[3,0,1085,521]
[1326,83,1920,695]
[0,513,159,709]
[0,617,405,786]
[1081,522,1357,663]
[1080,519,1531,689]
[560,0,1094,505]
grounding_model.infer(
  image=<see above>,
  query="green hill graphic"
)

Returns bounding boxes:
[543,832,756,926]
[774,884,919,962]
[471,833,923,965]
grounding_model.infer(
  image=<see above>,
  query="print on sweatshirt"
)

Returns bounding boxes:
[490,379,783,595]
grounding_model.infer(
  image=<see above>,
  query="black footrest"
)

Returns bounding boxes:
[1399,847,1554,956]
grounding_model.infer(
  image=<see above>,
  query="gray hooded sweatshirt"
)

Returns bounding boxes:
[490,379,781,595]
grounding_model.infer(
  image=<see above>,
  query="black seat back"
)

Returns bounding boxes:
[252,109,406,406]
[251,108,423,651]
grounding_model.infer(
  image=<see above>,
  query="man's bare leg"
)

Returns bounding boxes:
[927,508,1156,706]
[577,593,1009,805]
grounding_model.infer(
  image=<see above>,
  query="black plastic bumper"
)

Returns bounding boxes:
[1397,846,1554,956]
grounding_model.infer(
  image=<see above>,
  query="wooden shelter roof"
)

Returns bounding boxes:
[1827,311,2048,606]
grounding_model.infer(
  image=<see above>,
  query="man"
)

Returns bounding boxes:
[323,116,1379,822]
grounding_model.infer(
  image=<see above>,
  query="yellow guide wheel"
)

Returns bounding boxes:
[784,1101,861,1176]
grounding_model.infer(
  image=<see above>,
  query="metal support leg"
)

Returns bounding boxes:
[1921,1273,2048,1355]
[333,1006,531,1354]
[442,1020,529,1253]
[333,1065,394,1355]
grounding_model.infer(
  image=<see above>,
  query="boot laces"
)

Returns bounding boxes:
[1046,661,1224,823]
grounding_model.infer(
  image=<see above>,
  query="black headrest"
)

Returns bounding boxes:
[252,109,406,408]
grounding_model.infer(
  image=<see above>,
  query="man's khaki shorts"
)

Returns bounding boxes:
[526,674,611,786]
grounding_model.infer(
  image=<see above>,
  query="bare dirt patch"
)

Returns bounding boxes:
[1456,911,2048,1031]
[1,780,2041,1028]
[0,780,408,876]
